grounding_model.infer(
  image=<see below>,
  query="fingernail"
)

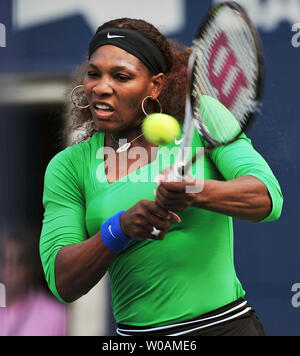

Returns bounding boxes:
[174,213,181,223]
[169,212,181,223]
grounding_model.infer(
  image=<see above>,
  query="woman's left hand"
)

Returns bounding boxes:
[155,168,201,213]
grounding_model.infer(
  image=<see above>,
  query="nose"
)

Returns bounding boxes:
[92,75,114,97]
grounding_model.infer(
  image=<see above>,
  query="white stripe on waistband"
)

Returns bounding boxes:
[116,300,249,335]
[167,307,251,336]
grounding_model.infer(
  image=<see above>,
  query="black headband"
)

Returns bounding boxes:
[88,27,168,74]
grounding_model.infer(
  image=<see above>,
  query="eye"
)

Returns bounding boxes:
[115,73,130,82]
[87,71,99,78]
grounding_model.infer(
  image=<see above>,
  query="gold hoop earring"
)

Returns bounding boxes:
[141,96,162,116]
[70,85,90,109]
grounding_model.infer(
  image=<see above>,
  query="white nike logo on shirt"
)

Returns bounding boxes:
[175,138,184,145]
[107,33,125,39]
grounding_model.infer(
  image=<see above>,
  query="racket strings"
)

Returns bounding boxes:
[192,37,241,144]
[190,6,260,144]
[211,9,258,117]
[192,42,236,143]
[219,12,258,118]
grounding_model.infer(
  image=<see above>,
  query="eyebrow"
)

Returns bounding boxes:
[87,63,132,72]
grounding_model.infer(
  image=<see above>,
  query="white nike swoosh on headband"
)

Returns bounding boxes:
[107,33,125,39]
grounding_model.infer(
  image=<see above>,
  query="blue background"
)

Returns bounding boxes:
[0,0,299,335]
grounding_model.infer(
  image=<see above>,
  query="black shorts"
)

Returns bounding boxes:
[116,298,265,336]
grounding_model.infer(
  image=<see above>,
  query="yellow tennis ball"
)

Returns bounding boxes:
[142,113,181,145]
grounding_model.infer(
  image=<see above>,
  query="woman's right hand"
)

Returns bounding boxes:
[120,200,178,241]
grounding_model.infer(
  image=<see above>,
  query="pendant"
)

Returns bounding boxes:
[116,142,131,153]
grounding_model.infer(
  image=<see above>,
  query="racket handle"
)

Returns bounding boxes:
[168,162,185,181]
[168,149,205,181]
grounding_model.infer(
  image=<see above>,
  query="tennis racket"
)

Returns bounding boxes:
[168,1,264,181]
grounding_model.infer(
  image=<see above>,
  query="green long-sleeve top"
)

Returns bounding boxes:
[40,130,283,326]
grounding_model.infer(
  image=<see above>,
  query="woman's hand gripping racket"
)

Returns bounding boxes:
[169,1,264,181]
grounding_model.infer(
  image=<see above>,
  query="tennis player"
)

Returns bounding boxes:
[40,18,283,336]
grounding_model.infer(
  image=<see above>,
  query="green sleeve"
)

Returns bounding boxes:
[209,133,283,222]
[40,147,87,303]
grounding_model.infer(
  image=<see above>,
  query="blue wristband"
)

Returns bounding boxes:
[101,210,132,253]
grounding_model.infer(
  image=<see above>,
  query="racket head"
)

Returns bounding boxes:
[190,1,264,148]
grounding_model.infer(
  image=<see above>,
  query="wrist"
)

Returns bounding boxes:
[101,210,132,253]
[192,179,215,208]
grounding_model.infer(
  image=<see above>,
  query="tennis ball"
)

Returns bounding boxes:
[142,113,181,145]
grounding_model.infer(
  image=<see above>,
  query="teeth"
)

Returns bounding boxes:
[95,103,112,110]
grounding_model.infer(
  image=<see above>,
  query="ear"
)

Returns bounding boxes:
[149,73,165,100]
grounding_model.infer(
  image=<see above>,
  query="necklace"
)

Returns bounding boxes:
[110,132,144,153]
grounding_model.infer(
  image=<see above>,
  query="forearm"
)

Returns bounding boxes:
[193,175,272,222]
[55,232,117,303]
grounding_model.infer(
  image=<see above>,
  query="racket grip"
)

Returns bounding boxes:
[168,162,185,182]
[168,149,205,182]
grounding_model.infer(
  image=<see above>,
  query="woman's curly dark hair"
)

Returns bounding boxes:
[64,18,190,145]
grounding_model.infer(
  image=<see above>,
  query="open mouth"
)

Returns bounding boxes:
[93,102,114,119]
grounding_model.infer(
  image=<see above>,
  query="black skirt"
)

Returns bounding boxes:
[116,298,265,336]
